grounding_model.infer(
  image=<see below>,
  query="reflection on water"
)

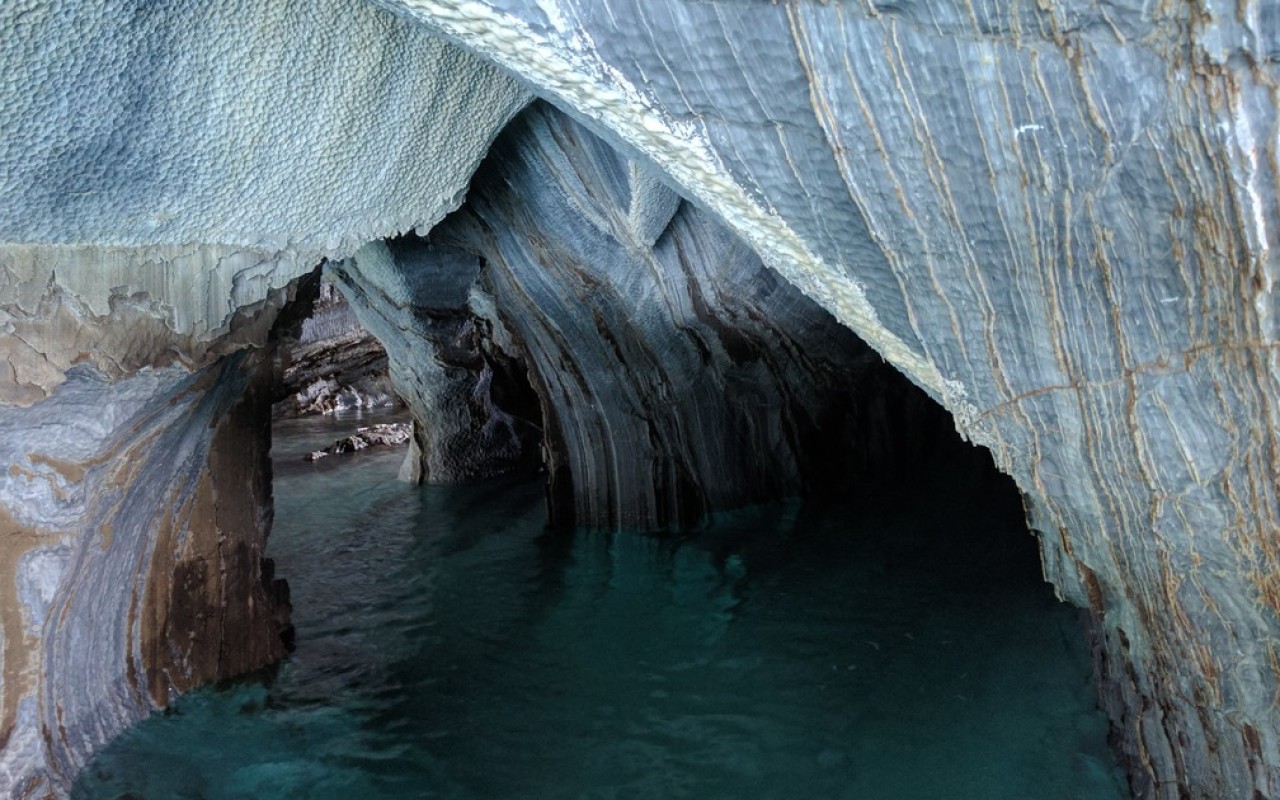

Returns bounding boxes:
[73,410,1128,800]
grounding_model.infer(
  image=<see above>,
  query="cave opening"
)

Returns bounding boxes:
[269,268,404,421]
[69,256,1129,799]
[67,101,1130,799]
[5,1,1278,795]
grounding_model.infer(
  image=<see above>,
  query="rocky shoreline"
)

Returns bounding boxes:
[303,422,412,461]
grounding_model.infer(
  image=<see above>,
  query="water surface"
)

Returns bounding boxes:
[74,411,1128,799]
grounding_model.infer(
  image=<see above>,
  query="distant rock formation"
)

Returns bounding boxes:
[272,277,400,419]
[325,240,545,485]
[304,423,413,461]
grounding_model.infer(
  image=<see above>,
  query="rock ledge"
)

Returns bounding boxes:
[304,423,413,461]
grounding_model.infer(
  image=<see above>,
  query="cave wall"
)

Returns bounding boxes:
[0,350,290,795]
[0,0,1277,797]
[370,3,1280,795]
[0,0,530,406]
[434,103,902,530]
[326,240,541,483]
[329,102,926,531]
[0,0,532,792]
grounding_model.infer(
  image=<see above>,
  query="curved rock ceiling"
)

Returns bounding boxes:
[1,0,1278,797]
[405,103,904,530]
[0,0,529,403]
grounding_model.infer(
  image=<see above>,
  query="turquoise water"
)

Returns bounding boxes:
[73,411,1129,800]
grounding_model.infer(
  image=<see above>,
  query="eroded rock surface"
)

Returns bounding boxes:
[0,1,533,791]
[326,240,543,484]
[0,354,290,796]
[0,0,530,406]
[377,3,1280,795]
[432,104,903,530]
[305,422,413,461]
[1,0,1278,797]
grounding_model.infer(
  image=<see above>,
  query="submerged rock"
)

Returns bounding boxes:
[304,423,413,461]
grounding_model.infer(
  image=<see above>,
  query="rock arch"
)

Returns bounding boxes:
[0,1,1277,797]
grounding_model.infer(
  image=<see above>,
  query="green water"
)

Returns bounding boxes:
[73,411,1129,799]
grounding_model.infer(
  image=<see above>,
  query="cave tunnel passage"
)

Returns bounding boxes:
[268,270,406,421]
[267,253,547,483]
[71,100,1131,800]
[70,322,1131,798]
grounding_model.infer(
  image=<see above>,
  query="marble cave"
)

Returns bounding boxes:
[1,1,1278,798]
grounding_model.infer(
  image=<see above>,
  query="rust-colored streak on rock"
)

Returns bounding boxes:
[207,355,288,679]
[0,507,42,752]
[137,355,287,708]
[1079,562,1106,614]
[140,483,180,706]
[25,453,87,485]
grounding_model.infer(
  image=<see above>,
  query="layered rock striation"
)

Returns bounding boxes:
[380,3,1280,795]
[0,0,531,792]
[0,0,1278,797]
[429,104,911,530]
[0,351,290,796]
[329,103,933,531]
[271,274,399,419]
[326,239,544,484]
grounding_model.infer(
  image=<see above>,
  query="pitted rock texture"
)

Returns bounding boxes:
[435,104,899,530]
[1,14,530,788]
[0,353,289,797]
[0,0,528,255]
[0,0,530,406]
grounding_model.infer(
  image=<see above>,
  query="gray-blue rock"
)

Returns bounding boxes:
[0,0,1277,797]
[434,103,912,530]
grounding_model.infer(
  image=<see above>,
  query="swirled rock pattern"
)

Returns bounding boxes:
[0,352,290,796]
[0,0,529,792]
[374,3,1280,795]
[1,0,1278,797]
[432,104,904,530]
